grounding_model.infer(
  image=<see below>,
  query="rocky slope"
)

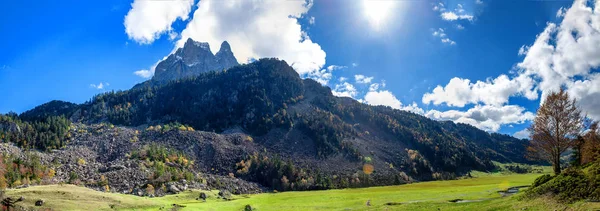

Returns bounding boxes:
[0,123,264,196]
[0,39,531,194]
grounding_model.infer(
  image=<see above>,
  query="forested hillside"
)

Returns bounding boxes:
[1,58,534,192]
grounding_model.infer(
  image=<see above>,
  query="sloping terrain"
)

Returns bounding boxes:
[0,57,532,194]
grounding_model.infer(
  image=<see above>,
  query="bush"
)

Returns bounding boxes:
[146,184,155,195]
[68,172,79,184]
[525,168,591,203]
[77,158,86,166]
[531,174,553,188]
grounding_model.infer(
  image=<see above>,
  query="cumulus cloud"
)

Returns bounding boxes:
[90,82,109,90]
[513,129,530,139]
[363,90,403,109]
[402,102,425,115]
[134,69,153,79]
[422,74,537,107]
[435,3,474,22]
[566,73,600,119]
[355,74,374,84]
[306,65,346,85]
[441,12,473,21]
[332,82,358,98]
[516,0,600,118]
[432,28,456,45]
[422,0,600,130]
[432,2,446,11]
[556,7,567,18]
[518,45,529,56]
[358,82,424,114]
[176,0,326,76]
[425,105,535,132]
[124,0,194,44]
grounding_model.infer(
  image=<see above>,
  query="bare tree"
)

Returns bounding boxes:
[528,88,583,175]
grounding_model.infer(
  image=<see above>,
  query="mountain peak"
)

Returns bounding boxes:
[149,38,238,84]
[184,38,210,51]
[216,41,239,68]
[219,41,231,52]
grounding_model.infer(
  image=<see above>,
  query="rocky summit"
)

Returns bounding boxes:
[152,38,239,83]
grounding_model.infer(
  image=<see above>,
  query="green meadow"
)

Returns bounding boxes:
[6,170,600,211]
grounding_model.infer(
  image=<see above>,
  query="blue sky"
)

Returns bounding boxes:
[2,0,599,138]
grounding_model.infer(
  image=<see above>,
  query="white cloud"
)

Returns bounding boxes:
[306,65,346,85]
[369,83,381,92]
[352,62,358,67]
[422,74,537,107]
[518,45,529,56]
[556,7,566,18]
[475,0,483,5]
[355,74,374,84]
[516,0,600,117]
[339,77,348,82]
[422,0,600,130]
[566,73,600,119]
[309,16,315,25]
[124,0,194,44]
[432,28,456,45]
[513,129,530,139]
[426,105,535,132]
[176,0,326,76]
[441,12,474,21]
[134,69,153,78]
[363,90,402,109]
[432,28,446,37]
[332,82,358,98]
[441,38,456,45]
[402,102,425,115]
[456,24,465,30]
[432,2,446,11]
[358,83,424,114]
[133,58,164,79]
[90,82,109,90]
[436,3,474,22]
[168,31,179,41]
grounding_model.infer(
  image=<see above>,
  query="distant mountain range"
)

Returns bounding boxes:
[0,39,531,194]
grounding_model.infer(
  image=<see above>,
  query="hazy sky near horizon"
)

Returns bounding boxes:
[2,0,599,139]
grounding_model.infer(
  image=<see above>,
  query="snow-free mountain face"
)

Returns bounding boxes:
[152,38,239,83]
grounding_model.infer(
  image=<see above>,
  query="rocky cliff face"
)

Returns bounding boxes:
[152,38,239,83]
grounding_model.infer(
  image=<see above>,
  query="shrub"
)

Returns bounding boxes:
[69,172,79,184]
[531,174,553,188]
[77,158,86,166]
[525,168,591,203]
[47,169,56,178]
[146,184,155,195]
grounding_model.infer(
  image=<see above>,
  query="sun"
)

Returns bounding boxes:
[363,0,396,30]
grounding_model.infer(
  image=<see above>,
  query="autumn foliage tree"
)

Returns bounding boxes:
[528,88,583,175]
[575,121,600,165]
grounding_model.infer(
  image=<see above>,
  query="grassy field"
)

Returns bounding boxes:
[6,171,600,210]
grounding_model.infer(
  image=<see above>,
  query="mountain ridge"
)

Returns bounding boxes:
[0,40,531,194]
